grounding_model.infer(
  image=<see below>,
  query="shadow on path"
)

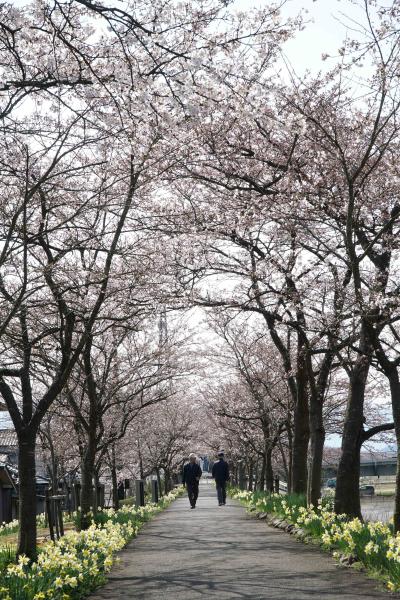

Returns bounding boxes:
[89,483,390,599]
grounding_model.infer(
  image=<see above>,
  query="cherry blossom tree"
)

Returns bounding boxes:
[1,0,273,557]
[283,0,400,522]
[205,314,291,491]
[65,317,188,526]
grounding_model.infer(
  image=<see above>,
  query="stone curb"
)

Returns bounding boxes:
[252,509,360,568]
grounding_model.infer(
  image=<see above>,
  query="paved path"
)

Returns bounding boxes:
[90,482,391,599]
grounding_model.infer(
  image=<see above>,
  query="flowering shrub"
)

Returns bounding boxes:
[231,488,400,592]
[0,487,183,599]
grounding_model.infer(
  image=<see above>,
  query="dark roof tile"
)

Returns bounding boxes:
[0,430,18,447]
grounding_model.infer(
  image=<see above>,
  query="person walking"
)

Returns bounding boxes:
[212,451,230,506]
[182,453,202,509]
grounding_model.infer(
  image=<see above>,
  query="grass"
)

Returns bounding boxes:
[1,523,77,548]
[119,497,134,507]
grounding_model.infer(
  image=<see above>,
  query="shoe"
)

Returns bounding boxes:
[219,503,223,506]
[191,505,196,509]
[223,502,226,505]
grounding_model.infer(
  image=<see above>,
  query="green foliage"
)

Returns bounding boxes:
[119,497,134,507]
[0,545,16,572]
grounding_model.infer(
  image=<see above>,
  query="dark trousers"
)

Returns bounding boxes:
[186,482,199,507]
[216,482,227,504]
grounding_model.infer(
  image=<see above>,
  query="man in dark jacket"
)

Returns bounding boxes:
[182,453,202,509]
[212,451,230,506]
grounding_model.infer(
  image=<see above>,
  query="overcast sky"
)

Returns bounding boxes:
[240,0,367,78]
[13,0,364,78]
[8,0,386,450]
[282,0,363,71]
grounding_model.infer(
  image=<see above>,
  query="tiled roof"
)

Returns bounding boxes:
[0,430,18,447]
[0,413,13,428]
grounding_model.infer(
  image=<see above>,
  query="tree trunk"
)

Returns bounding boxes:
[110,449,119,510]
[286,423,293,492]
[291,345,309,495]
[46,432,59,493]
[164,469,170,495]
[137,439,144,480]
[395,441,400,534]
[156,468,163,498]
[278,439,289,490]
[93,469,100,515]
[306,342,334,506]
[308,399,325,506]
[253,459,259,491]
[80,441,96,529]
[388,369,400,532]
[265,448,274,493]
[248,461,254,492]
[17,429,38,560]
[334,347,369,518]
[258,454,266,491]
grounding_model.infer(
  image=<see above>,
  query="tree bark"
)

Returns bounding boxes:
[164,469,170,494]
[308,400,325,506]
[138,443,144,480]
[93,469,100,515]
[248,461,254,492]
[253,459,259,491]
[287,423,293,492]
[79,335,99,529]
[278,439,289,490]
[17,429,38,559]
[334,343,370,518]
[388,370,400,532]
[291,343,309,495]
[258,454,266,491]
[265,448,274,493]
[110,447,119,510]
[262,313,298,493]
[156,468,163,498]
[80,441,96,529]
[306,342,335,506]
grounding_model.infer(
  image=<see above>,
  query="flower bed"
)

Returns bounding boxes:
[0,487,184,600]
[0,512,77,541]
[231,488,400,593]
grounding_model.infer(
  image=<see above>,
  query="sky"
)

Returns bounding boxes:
[280,0,363,74]
[6,0,388,451]
[233,0,367,78]
[12,0,364,78]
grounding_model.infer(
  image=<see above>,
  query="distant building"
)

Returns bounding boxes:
[0,429,18,465]
[0,408,48,521]
[322,448,397,480]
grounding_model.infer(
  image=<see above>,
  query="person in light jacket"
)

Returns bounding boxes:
[212,451,230,506]
[182,453,202,509]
